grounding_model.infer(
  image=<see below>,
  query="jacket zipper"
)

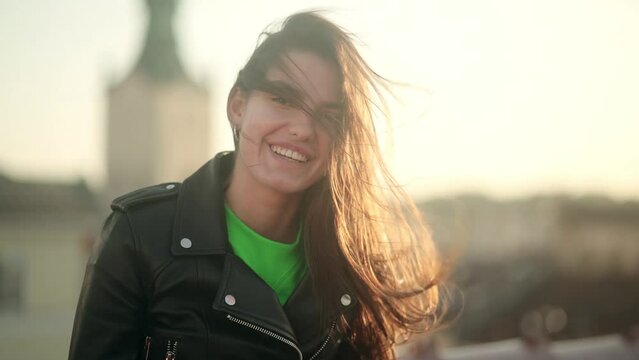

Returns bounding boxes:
[227,314,303,360]
[308,320,337,360]
[226,314,337,360]
[165,339,179,360]
[144,336,151,360]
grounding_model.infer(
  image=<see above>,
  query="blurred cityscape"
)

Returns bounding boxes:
[399,195,639,359]
[1,1,637,359]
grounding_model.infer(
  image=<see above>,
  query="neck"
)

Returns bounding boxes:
[225,166,302,244]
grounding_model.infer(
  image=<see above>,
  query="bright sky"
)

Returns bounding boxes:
[1,0,638,200]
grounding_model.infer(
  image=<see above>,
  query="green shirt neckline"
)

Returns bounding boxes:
[224,204,306,305]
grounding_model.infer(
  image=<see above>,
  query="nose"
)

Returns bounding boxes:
[288,109,314,140]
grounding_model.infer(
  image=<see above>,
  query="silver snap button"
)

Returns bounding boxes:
[224,294,236,306]
[340,294,352,307]
[180,238,192,249]
[166,184,175,190]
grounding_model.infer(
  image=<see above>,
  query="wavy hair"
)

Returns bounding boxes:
[230,11,450,359]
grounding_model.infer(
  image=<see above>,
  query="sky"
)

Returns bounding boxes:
[1,0,638,200]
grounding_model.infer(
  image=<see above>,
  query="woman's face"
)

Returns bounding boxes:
[228,50,342,195]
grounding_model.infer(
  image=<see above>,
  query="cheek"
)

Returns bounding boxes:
[316,129,334,160]
[241,106,282,136]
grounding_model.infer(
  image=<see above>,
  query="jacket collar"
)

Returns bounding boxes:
[212,253,298,341]
[171,151,234,255]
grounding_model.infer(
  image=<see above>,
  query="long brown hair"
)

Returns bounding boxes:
[230,11,449,359]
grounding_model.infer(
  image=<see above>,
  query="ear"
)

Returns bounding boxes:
[227,87,247,128]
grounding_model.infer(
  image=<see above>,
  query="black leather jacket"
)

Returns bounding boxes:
[69,152,359,360]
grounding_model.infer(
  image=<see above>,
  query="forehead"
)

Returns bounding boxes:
[264,51,342,105]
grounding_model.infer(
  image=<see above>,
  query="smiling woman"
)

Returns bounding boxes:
[69,11,449,360]
[227,51,338,198]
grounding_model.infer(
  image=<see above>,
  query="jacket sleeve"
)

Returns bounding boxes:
[68,210,146,360]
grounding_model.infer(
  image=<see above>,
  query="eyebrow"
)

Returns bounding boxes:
[258,79,344,112]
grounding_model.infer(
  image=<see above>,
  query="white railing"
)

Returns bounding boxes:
[399,334,639,360]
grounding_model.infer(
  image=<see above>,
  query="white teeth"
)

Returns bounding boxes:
[271,145,308,162]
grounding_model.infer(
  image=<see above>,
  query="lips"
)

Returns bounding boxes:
[270,145,308,163]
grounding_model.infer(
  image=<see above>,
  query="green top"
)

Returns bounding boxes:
[225,205,307,305]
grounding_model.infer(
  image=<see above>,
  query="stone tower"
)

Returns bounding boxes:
[106,0,210,200]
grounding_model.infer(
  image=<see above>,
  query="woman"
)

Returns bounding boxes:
[69,11,446,360]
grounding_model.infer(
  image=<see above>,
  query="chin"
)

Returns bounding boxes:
[266,176,321,195]
[268,181,310,195]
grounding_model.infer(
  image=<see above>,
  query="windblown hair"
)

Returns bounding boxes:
[231,11,450,359]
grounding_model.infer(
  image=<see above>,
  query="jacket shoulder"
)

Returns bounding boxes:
[110,182,181,212]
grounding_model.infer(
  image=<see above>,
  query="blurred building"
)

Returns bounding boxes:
[421,194,639,274]
[106,0,211,203]
[420,195,561,263]
[0,174,98,359]
[553,196,639,277]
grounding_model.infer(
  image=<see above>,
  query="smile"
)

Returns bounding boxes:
[270,145,308,163]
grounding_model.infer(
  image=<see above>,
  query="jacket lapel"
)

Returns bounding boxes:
[171,152,233,256]
[212,253,297,342]
[284,273,357,345]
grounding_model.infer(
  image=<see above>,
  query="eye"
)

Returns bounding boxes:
[316,112,343,134]
[318,112,340,124]
[271,96,290,106]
